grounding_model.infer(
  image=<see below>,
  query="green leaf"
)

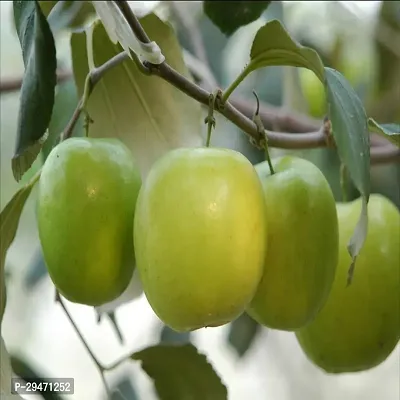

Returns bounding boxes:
[324,67,370,282]
[249,20,325,81]
[160,325,191,345]
[227,313,261,358]
[203,1,271,36]
[70,14,203,178]
[368,118,400,148]
[12,0,57,182]
[91,2,165,64]
[0,173,40,325]
[324,68,370,197]
[42,79,83,162]
[132,344,228,400]
[1,337,24,399]
[222,19,325,101]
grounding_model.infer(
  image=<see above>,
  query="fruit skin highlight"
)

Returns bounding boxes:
[134,147,267,332]
[37,137,142,306]
[296,194,400,373]
[247,156,339,331]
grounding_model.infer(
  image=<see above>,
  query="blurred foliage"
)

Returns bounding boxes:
[203,1,271,36]
[227,313,262,358]
[109,376,139,400]
[11,356,63,400]
[39,1,95,31]
[159,324,192,345]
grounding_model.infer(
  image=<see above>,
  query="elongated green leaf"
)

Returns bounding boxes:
[223,19,325,100]
[203,1,271,36]
[0,174,39,324]
[249,20,325,81]
[12,0,57,182]
[324,68,370,197]
[132,344,227,400]
[227,313,261,358]
[71,14,203,178]
[368,118,400,147]
[1,337,23,399]
[324,67,370,282]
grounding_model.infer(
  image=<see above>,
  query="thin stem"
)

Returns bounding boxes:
[115,1,151,43]
[55,292,111,398]
[253,91,275,174]
[205,93,217,147]
[221,67,250,103]
[61,51,129,141]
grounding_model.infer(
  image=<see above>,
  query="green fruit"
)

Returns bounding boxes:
[134,147,267,332]
[37,137,142,306]
[296,195,400,373]
[247,156,338,331]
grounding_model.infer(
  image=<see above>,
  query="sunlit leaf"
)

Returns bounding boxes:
[71,13,203,178]
[91,1,164,64]
[132,344,228,400]
[249,20,325,81]
[12,0,57,181]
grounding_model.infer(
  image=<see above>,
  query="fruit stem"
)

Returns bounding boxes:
[221,66,251,104]
[253,91,275,175]
[205,92,217,147]
[55,291,111,398]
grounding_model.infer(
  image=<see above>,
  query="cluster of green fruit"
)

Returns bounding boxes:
[37,137,399,374]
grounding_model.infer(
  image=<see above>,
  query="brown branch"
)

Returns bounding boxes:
[0,70,72,93]
[1,4,398,165]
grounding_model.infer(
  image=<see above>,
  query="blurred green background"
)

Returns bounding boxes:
[1,1,399,399]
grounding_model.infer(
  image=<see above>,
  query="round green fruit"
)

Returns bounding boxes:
[37,137,142,306]
[246,156,338,331]
[134,147,267,332]
[296,194,400,373]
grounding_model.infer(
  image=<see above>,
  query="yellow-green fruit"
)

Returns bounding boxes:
[296,195,400,373]
[134,147,267,332]
[247,156,338,331]
[37,137,142,306]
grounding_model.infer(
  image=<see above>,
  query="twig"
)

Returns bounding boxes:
[61,51,129,141]
[0,70,72,93]
[115,0,400,165]
[55,292,111,398]
[1,6,398,164]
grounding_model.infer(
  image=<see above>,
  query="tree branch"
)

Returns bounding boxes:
[61,51,130,141]
[0,70,72,93]
[1,5,398,165]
